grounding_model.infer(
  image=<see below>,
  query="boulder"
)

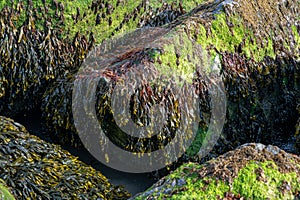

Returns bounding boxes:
[133,143,300,199]
[41,0,299,162]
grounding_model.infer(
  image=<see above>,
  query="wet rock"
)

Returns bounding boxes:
[163,188,172,195]
[133,143,300,199]
[41,0,299,166]
[177,178,186,187]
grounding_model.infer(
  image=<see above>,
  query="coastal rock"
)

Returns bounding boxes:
[133,143,300,199]
[41,0,299,164]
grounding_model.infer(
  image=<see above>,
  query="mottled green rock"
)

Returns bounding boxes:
[0,0,206,43]
[133,143,300,199]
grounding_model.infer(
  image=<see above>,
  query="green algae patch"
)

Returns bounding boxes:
[0,180,15,200]
[191,12,276,62]
[134,144,300,199]
[151,28,219,87]
[134,162,231,200]
[148,0,206,13]
[185,126,208,158]
[292,25,300,58]
[233,161,300,199]
[0,0,207,44]
[63,0,141,42]
[60,0,207,42]
[154,32,201,85]
[182,0,299,62]
[137,160,300,199]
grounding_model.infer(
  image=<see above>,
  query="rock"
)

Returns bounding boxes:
[1,0,298,177]
[163,188,172,195]
[133,143,300,199]
[41,0,299,165]
[0,116,130,199]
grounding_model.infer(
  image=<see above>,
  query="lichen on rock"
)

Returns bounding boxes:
[133,143,300,199]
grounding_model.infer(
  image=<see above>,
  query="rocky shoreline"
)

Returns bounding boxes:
[0,0,299,199]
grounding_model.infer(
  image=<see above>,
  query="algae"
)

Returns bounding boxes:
[0,180,15,200]
[134,144,300,199]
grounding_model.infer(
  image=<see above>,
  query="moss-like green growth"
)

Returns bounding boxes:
[0,0,206,43]
[233,161,300,199]
[192,12,276,62]
[63,0,141,42]
[164,165,231,199]
[134,144,300,199]
[153,32,203,85]
[148,0,205,12]
[61,0,204,43]
[184,126,208,158]
[292,25,300,57]
[0,180,15,200]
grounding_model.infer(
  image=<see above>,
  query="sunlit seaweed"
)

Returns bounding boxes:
[0,116,130,199]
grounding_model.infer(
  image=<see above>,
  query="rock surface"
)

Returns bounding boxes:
[41,0,299,161]
[133,143,300,199]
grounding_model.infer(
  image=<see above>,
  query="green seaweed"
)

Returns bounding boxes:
[0,180,15,200]
[0,0,206,44]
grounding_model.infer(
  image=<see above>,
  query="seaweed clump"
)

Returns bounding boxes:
[180,0,300,155]
[0,116,130,199]
[0,5,94,116]
[41,0,300,163]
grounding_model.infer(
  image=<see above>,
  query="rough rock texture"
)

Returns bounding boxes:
[133,143,300,199]
[41,0,299,161]
[0,116,130,199]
